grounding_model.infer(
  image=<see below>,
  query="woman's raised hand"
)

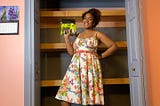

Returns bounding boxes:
[64,29,71,38]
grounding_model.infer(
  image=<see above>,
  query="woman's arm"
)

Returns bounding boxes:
[64,30,74,56]
[97,31,118,59]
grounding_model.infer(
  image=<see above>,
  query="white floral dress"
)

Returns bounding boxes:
[55,35,104,105]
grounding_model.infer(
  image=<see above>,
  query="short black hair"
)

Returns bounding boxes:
[82,8,101,27]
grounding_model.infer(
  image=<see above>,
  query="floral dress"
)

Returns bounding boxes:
[55,35,104,105]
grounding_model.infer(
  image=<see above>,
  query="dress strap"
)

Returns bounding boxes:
[77,33,81,38]
[95,32,97,39]
[94,31,98,39]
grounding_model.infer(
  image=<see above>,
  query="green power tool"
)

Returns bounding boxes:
[60,19,78,36]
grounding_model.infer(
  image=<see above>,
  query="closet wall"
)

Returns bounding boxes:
[40,0,130,106]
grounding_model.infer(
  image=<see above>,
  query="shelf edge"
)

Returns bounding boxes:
[41,78,129,87]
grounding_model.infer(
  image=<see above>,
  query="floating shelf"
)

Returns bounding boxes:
[40,21,126,28]
[41,78,129,87]
[40,8,126,28]
[40,9,125,17]
[40,41,127,52]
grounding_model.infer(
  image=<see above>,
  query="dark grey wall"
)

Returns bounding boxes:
[40,0,125,9]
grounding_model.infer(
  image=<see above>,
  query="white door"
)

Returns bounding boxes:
[125,0,147,106]
[24,0,40,106]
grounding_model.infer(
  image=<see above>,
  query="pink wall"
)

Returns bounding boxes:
[142,0,160,106]
[0,1,24,106]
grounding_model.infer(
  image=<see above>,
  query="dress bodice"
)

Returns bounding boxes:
[73,37,98,53]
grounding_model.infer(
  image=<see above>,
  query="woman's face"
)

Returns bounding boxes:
[83,13,94,29]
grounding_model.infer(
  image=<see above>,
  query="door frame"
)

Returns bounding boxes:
[24,0,148,106]
[24,0,35,106]
[125,0,148,105]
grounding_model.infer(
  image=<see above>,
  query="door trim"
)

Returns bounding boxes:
[137,0,148,105]
[125,0,148,105]
[24,0,35,106]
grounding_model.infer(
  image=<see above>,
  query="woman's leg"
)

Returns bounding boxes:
[61,101,71,106]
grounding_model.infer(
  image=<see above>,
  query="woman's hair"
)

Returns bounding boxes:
[82,8,101,27]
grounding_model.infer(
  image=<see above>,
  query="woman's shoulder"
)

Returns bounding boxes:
[77,31,86,38]
[95,30,106,37]
[95,30,104,34]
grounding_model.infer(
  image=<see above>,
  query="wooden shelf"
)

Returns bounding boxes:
[40,41,127,52]
[98,41,127,49]
[40,9,125,17]
[41,78,129,87]
[40,21,126,28]
[40,8,126,28]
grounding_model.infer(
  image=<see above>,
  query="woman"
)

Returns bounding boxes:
[55,8,117,106]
